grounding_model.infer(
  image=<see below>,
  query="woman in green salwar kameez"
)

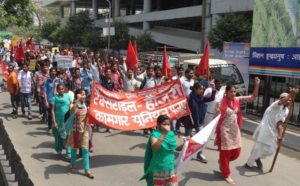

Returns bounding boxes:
[141,115,183,186]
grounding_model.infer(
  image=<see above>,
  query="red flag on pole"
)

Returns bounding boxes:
[196,41,210,77]
[26,37,35,52]
[133,41,139,61]
[10,44,14,55]
[162,46,172,78]
[126,40,138,69]
[14,39,26,62]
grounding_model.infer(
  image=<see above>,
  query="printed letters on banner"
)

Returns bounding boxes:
[87,80,191,130]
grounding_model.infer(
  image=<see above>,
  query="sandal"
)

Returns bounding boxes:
[225,176,235,185]
[85,172,94,179]
[71,166,78,173]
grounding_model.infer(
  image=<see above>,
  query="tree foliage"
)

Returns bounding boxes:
[136,32,156,52]
[40,21,60,44]
[82,29,105,51]
[0,0,34,29]
[109,21,131,51]
[208,13,252,51]
[41,11,97,46]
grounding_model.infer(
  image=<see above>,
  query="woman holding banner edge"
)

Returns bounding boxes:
[141,115,184,186]
[215,77,260,185]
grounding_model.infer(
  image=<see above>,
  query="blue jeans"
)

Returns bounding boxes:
[20,92,32,115]
[38,96,47,119]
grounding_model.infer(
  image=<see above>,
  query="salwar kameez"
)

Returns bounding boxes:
[52,93,71,154]
[141,130,177,186]
[69,104,91,173]
[215,95,256,178]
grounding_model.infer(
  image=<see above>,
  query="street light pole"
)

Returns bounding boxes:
[106,0,111,54]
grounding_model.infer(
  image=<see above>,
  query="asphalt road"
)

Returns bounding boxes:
[0,92,299,186]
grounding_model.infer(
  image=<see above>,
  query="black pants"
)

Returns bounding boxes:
[47,105,53,130]
[10,93,19,113]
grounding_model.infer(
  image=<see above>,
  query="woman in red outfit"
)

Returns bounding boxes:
[215,77,260,185]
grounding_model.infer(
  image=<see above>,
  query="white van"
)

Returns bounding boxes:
[181,58,246,95]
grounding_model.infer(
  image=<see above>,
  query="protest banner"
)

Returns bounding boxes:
[56,55,73,69]
[175,114,220,172]
[52,47,60,53]
[87,80,191,130]
[29,59,36,71]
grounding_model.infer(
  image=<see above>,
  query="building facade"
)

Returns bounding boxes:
[43,0,253,52]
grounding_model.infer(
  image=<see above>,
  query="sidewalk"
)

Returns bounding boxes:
[242,114,300,152]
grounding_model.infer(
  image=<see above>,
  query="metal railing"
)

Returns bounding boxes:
[246,75,300,127]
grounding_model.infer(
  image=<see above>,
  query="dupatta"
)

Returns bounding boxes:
[215,96,242,150]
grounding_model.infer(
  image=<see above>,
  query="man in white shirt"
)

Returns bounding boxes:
[182,68,195,98]
[6,56,19,70]
[172,67,185,84]
[122,69,140,92]
[18,63,34,120]
[244,89,298,170]
[203,79,224,125]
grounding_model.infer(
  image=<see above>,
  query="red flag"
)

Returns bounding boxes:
[162,46,172,78]
[14,39,26,62]
[133,41,139,61]
[196,41,210,77]
[26,37,35,52]
[10,44,14,54]
[1,58,9,80]
[126,40,138,69]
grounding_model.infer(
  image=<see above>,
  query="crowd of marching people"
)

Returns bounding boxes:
[0,42,298,185]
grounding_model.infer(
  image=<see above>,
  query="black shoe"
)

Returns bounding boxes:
[196,154,208,164]
[255,159,263,170]
[244,163,252,169]
[11,110,16,114]
[28,114,32,120]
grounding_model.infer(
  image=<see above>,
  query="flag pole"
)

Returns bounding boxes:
[269,94,296,172]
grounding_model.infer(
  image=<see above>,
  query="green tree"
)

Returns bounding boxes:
[82,29,105,51]
[136,32,156,52]
[109,21,130,52]
[40,21,60,43]
[0,0,34,29]
[42,11,94,46]
[208,13,252,51]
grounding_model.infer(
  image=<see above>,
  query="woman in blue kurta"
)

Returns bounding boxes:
[51,84,71,154]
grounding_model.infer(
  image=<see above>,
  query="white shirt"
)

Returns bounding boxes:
[172,75,185,84]
[123,76,140,92]
[182,77,194,98]
[18,70,32,93]
[89,63,100,82]
[144,77,156,88]
[253,100,288,147]
[204,87,224,114]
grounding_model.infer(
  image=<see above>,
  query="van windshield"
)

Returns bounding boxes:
[211,64,244,85]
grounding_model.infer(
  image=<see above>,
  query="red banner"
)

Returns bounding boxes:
[87,80,191,130]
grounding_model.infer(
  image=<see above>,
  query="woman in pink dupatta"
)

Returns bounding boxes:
[215,77,260,185]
